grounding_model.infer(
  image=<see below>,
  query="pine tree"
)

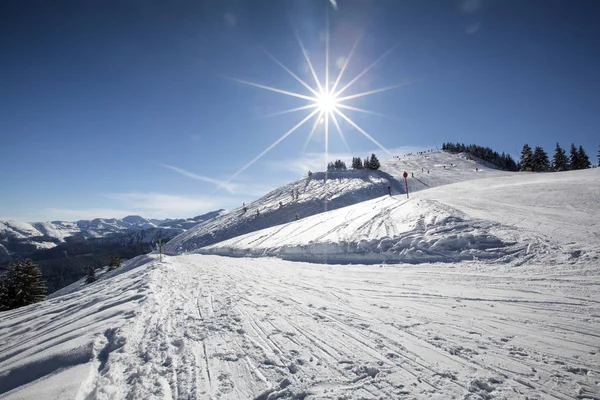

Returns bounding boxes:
[363,157,370,170]
[505,154,518,171]
[369,153,381,170]
[552,143,569,171]
[108,255,121,271]
[0,274,9,311]
[352,157,363,169]
[531,146,550,172]
[569,143,581,170]
[578,145,591,169]
[85,266,96,284]
[519,144,533,171]
[0,259,46,311]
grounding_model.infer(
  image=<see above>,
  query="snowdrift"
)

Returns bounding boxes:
[200,197,526,264]
[0,255,156,399]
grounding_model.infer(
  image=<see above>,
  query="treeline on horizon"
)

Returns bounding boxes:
[518,143,593,172]
[442,142,597,172]
[441,142,519,171]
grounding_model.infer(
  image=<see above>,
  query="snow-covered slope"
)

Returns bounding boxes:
[381,150,511,192]
[166,151,508,255]
[199,168,599,266]
[1,253,599,399]
[164,170,402,254]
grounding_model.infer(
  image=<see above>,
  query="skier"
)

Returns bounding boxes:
[411,172,414,178]
[387,186,391,196]
[427,170,430,174]
[295,213,300,221]
[279,201,283,208]
[256,209,260,216]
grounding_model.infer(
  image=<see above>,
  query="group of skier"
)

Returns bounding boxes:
[240,188,302,221]
[290,189,300,201]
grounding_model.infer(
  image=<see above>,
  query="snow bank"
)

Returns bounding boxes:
[0,254,157,399]
[201,197,526,264]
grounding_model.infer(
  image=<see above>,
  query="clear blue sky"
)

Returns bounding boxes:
[2,0,599,222]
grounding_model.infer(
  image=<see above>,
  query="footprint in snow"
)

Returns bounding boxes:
[217,373,235,394]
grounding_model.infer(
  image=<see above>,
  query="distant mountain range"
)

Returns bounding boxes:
[0,210,225,264]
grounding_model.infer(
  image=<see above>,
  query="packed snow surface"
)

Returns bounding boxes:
[1,254,599,399]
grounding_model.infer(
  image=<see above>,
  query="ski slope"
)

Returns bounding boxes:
[381,151,511,192]
[1,253,599,399]
[199,168,599,267]
[166,151,510,255]
[164,170,402,254]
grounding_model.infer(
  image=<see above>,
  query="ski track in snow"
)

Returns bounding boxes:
[2,254,600,399]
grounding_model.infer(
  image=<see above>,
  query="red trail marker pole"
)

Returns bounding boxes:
[403,171,409,199]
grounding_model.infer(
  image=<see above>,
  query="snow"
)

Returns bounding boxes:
[1,253,599,399]
[199,168,599,267]
[200,196,528,265]
[0,213,214,260]
[0,221,42,240]
[1,154,599,399]
[31,222,79,242]
[166,151,506,255]
[381,151,512,192]
[164,170,400,254]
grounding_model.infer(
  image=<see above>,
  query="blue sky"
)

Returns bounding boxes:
[1,0,599,221]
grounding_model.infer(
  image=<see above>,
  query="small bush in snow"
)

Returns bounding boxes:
[85,266,96,284]
[108,255,121,271]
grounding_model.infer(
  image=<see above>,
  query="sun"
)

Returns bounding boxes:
[217,6,408,188]
[316,90,338,113]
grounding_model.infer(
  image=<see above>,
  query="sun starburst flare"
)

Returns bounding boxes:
[219,10,406,190]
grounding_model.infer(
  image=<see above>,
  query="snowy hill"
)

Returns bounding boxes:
[166,151,508,255]
[380,150,511,192]
[164,170,401,254]
[200,168,599,266]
